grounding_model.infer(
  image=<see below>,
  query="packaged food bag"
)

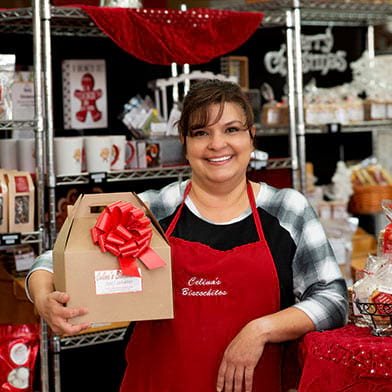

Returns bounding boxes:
[6,171,35,233]
[0,170,8,233]
[0,54,16,120]
[0,324,39,392]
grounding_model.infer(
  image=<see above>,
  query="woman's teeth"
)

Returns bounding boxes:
[208,156,232,162]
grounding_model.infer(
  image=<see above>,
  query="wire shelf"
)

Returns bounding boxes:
[1,3,392,35]
[264,157,292,169]
[257,120,392,136]
[55,165,192,186]
[59,327,127,350]
[55,159,292,186]
[217,0,392,26]
[21,231,43,244]
[0,120,36,131]
[107,165,192,182]
[0,7,104,36]
[0,231,42,249]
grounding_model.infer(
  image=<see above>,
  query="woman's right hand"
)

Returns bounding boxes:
[34,290,91,336]
[28,270,91,336]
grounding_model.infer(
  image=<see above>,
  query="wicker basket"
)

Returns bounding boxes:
[349,185,392,214]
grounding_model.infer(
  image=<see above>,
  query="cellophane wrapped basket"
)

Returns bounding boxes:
[355,301,392,337]
[349,185,392,214]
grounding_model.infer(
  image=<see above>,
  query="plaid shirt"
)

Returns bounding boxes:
[28,180,348,331]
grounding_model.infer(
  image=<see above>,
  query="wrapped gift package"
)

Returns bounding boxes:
[11,70,35,121]
[53,192,173,324]
[0,54,15,120]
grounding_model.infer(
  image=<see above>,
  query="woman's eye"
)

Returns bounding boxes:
[190,130,208,137]
[226,127,241,134]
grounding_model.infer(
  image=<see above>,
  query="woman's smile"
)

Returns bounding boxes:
[206,155,233,164]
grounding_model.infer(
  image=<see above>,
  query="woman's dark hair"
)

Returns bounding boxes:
[177,79,254,142]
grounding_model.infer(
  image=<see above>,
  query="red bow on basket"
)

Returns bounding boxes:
[91,200,166,277]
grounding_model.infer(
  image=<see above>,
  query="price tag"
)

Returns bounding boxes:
[0,233,22,246]
[89,172,107,184]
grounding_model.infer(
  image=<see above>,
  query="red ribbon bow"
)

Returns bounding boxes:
[91,201,166,277]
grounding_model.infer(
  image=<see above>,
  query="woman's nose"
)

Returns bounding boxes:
[207,131,227,149]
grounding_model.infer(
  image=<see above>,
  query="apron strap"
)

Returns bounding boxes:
[246,181,266,243]
[165,181,266,244]
[165,181,192,237]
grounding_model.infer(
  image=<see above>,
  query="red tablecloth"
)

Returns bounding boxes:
[297,324,392,392]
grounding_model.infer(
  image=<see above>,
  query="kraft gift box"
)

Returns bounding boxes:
[53,192,173,324]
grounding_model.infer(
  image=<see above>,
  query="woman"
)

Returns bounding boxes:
[27,79,348,392]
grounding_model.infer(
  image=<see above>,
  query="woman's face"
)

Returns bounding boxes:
[183,102,255,186]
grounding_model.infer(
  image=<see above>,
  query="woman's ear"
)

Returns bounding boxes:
[179,133,185,145]
[179,133,187,160]
[250,125,256,139]
[250,125,256,150]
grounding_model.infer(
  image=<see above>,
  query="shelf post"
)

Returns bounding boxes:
[32,2,50,392]
[293,0,307,194]
[285,9,300,191]
[42,0,57,249]
[32,0,46,252]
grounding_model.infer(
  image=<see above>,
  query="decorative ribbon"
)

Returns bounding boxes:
[91,200,166,277]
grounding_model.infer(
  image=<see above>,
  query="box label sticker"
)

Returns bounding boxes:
[95,269,142,295]
[14,176,29,193]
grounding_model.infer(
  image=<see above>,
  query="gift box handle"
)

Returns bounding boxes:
[73,192,146,218]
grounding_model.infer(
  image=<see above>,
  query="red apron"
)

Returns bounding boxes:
[121,182,282,392]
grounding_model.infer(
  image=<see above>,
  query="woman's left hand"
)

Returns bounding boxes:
[216,319,266,392]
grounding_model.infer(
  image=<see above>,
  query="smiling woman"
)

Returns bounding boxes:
[27,79,348,392]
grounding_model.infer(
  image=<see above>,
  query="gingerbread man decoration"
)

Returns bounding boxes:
[74,73,102,123]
